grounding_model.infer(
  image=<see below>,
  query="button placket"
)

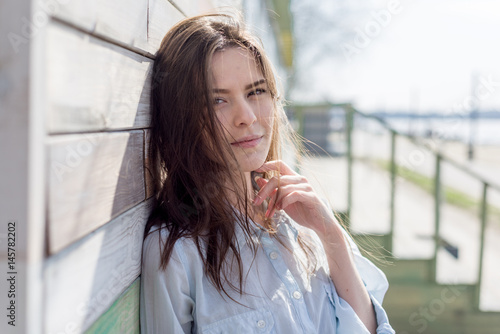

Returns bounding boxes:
[260,231,312,332]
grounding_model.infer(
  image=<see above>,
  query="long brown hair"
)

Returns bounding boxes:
[145,13,315,298]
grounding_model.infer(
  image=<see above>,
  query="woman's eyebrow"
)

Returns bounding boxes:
[212,79,266,93]
[244,79,266,90]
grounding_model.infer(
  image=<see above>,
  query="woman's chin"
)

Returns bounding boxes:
[237,157,267,173]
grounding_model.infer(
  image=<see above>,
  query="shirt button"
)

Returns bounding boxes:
[269,251,278,260]
[257,320,266,328]
[293,290,302,299]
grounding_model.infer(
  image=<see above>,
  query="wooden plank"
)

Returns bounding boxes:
[44,199,153,334]
[44,0,149,51]
[209,0,243,13]
[167,0,220,18]
[143,129,154,199]
[46,22,152,133]
[147,0,185,52]
[84,278,141,334]
[147,0,228,52]
[168,0,196,17]
[47,130,145,253]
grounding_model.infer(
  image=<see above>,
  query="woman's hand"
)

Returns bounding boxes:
[254,160,377,334]
[253,160,338,236]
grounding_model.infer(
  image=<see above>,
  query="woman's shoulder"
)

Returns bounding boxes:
[142,225,202,268]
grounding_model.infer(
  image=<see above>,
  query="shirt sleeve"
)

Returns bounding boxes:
[315,198,394,333]
[334,228,395,334]
[140,229,195,334]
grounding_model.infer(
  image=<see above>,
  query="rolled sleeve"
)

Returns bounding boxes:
[340,228,395,333]
[327,278,394,334]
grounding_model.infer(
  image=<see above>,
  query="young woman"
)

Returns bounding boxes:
[141,13,394,334]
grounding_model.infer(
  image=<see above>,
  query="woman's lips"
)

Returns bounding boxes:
[231,135,263,148]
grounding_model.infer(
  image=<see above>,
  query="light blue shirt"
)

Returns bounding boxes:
[140,211,395,333]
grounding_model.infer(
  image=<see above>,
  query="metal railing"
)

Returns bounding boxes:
[294,102,500,310]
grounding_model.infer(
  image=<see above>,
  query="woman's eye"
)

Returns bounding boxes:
[214,97,225,105]
[248,88,266,97]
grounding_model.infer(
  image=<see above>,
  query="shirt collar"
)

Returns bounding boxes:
[233,210,298,247]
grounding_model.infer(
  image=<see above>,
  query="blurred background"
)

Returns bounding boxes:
[1,0,499,333]
[289,0,500,333]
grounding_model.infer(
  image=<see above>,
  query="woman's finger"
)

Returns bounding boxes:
[272,183,313,207]
[255,160,297,176]
[255,176,267,189]
[278,190,316,211]
[267,184,315,217]
[253,175,305,206]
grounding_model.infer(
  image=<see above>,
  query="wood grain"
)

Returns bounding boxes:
[45,0,149,51]
[44,199,153,334]
[46,22,152,133]
[148,0,185,52]
[47,130,145,253]
[84,278,141,334]
[143,129,158,200]
[168,0,195,17]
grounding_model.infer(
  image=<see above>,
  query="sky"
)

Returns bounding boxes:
[291,0,500,113]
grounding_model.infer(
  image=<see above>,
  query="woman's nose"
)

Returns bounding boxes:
[232,98,257,127]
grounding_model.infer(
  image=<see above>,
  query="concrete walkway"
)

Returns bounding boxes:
[299,148,500,311]
[352,131,500,211]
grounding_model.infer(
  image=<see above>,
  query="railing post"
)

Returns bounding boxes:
[430,154,442,282]
[294,106,305,173]
[475,182,489,309]
[388,130,397,253]
[345,105,354,228]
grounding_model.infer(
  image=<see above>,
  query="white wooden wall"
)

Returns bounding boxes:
[1,1,45,333]
[0,0,288,333]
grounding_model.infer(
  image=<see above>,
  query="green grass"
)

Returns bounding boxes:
[374,159,500,224]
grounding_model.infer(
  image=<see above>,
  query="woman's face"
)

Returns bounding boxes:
[210,47,274,173]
